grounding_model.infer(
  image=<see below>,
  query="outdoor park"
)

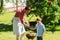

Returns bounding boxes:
[0,0,60,40]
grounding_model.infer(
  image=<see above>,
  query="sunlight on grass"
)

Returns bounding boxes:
[0,12,15,24]
[0,32,16,40]
[44,31,60,40]
[0,31,60,40]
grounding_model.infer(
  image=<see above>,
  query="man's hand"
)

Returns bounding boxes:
[23,22,30,28]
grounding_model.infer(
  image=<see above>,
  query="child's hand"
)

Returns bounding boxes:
[29,27,35,30]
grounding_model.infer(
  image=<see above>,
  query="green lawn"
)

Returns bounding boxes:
[0,31,60,40]
[0,12,15,24]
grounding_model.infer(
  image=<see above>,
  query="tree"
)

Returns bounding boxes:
[27,0,60,32]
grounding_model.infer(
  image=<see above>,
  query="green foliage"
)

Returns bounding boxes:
[27,0,60,31]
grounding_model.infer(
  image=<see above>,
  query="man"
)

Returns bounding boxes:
[13,6,30,40]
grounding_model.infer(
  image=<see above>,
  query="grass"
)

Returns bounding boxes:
[0,12,15,24]
[0,31,60,40]
[44,31,60,40]
[0,32,16,40]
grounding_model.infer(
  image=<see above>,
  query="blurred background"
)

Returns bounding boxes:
[0,0,60,40]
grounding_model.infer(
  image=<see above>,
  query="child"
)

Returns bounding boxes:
[30,18,45,40]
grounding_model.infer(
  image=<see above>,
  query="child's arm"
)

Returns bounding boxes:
[29,24,37,30]
[43,25,46,32]
[42,25,46,37]
[29,27,36,30]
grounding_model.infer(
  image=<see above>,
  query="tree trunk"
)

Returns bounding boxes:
[0,0,3,12]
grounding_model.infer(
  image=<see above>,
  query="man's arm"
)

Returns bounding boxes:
[23,14,30,28]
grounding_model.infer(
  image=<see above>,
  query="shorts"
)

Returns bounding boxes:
[13,17,26,35]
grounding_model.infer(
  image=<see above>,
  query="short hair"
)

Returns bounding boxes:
[25,6,30,10]
[36,18,42,21]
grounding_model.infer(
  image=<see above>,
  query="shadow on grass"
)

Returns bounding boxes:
[0,23,13,32]
[0,22,36,32]
[0,22,60,33]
